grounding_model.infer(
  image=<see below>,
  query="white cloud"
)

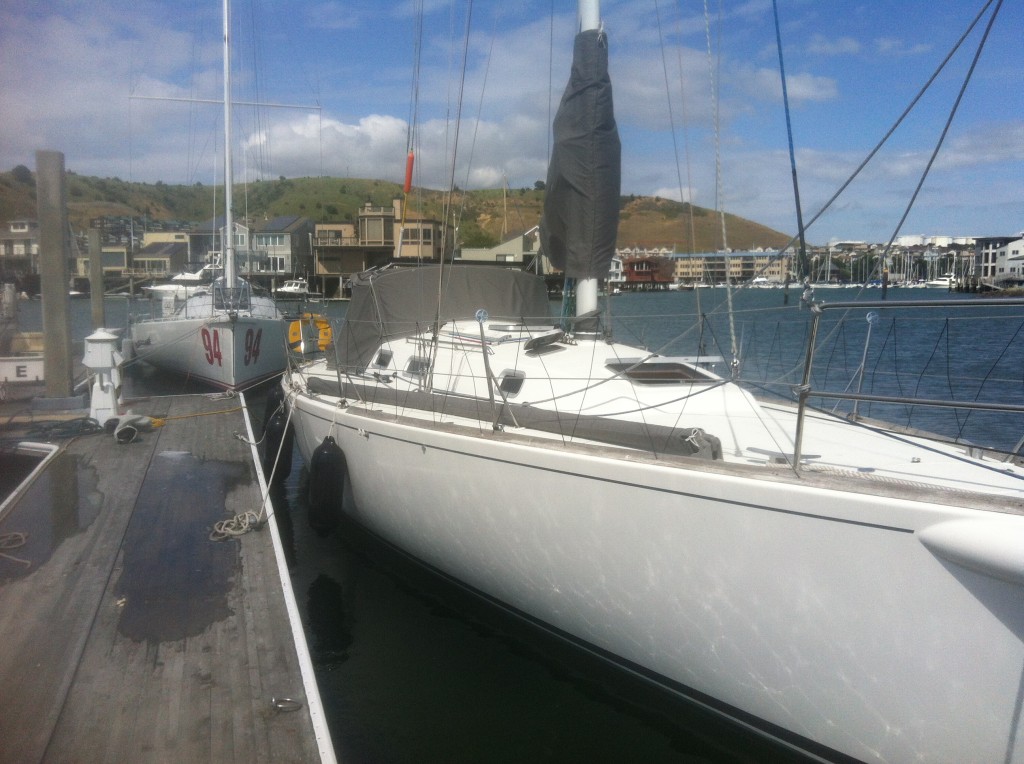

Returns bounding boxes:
[807,34,860,56]
[874,38,932,57]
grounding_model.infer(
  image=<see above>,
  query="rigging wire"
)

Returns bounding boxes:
[455,11,499,239]
[874,0,1004,273]
[433,0,475,335]
[680,0,1004,392]
[763,0,1000,282]
[770,0,808,283]
[652,1,703,321]
[701,0,738,373]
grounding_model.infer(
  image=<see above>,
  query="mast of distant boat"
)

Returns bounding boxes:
[222,0,236,291]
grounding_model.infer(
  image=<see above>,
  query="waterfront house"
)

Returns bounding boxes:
[976,234,1024,286]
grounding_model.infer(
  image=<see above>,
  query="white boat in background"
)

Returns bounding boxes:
[129,0,285,391]
[282,2,1024,762]
[1,283,44,391]
[925,273,956,289]
[142,264,220,301]
[274,277,321,301]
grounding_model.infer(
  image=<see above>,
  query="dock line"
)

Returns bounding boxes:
[239,391,338,764]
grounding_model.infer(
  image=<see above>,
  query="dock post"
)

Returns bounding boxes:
[89,226,105,327]
[82,328,122,426]
[36,149,74,399]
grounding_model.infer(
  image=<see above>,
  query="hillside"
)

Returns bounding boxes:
[0,166,792,252]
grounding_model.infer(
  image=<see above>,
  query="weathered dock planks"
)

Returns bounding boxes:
[0,393,331,764]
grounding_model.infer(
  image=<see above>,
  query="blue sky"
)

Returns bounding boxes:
[1,0,1021,244]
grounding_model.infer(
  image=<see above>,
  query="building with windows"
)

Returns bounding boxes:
[252,215,315,277]
[976,235,1024,286]
[0,220,40,277]
[621,249,794,287]
[185,215,314,284]
[188,217,249,269]
[312,200,452,297]
[74,243,130,278]
[129,232,191,278]
[459,226,540,267]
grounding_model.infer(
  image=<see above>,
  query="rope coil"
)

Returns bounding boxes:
[0,532,30,568]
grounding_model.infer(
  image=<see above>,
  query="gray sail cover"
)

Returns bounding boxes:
[540,28,621,280]
[332,265,553,373]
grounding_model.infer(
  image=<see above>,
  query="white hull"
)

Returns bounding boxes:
[132,296,286,390]
[142,283,210,300]
[279,264,1024,762]
[286,387,1024,762]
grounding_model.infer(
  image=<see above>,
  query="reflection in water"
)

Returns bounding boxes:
[115,452,246,643]
[0,452,101,581]
[306,574,353,664]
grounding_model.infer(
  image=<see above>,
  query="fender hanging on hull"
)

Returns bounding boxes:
[262,407,294,484]
[308,435,346,535]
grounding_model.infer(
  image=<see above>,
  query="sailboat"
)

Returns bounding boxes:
[129,0,286,391]
[281,3,1024,762]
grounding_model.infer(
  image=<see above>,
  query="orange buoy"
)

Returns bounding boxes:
[288,313,333,354]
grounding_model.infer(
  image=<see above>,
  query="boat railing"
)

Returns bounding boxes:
[792,297,1024,468]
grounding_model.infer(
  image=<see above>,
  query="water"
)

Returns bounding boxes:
[15,288,1024,761]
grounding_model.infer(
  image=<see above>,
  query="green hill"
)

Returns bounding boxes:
[0,165,793,252]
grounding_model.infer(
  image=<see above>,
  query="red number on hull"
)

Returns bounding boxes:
[244,328,262,366]
[201,328,223,366]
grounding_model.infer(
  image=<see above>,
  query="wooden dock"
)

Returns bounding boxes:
[0,392,333,763]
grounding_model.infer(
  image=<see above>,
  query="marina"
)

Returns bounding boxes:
[2,279,1023,762]
[2,1,1021,757]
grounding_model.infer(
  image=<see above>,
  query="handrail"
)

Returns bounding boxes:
[812,297,1024,311]
[792,297,1024,469]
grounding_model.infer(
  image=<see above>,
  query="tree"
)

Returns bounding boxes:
[534,180,546,191]
[12,165,33,185]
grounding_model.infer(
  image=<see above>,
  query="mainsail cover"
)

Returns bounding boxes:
[540,27,621,280]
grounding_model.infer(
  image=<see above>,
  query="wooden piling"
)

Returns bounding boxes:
[35,150,73,398]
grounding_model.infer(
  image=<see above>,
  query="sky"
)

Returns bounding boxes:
[1,0,1022,244]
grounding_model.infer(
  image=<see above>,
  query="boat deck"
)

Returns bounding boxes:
[0,393,330,763]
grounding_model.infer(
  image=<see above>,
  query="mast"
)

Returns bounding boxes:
[576,0,600,317]
[222,0,236,287]
[541,0,619,321]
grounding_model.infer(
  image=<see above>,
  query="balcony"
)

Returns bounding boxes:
[314,236,360,247]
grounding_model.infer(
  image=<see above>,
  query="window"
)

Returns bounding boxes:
[362,218,384,243]
[257,234,285,247]
[498,370,525,396]
[405,356,431,376]
[374,349,393,368]
[605,361,714,384]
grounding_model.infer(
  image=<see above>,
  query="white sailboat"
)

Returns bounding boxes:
[282,3,1024,762]
[130,0,285,391]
